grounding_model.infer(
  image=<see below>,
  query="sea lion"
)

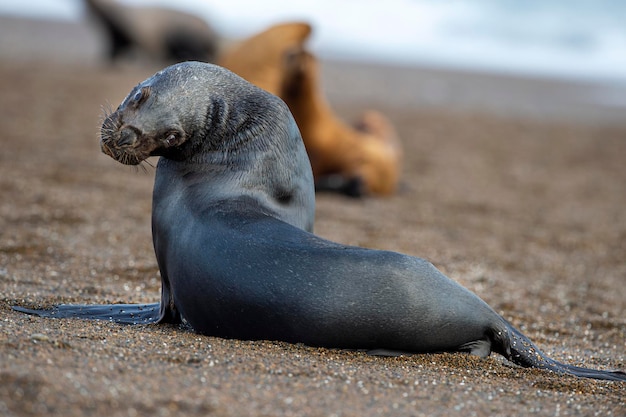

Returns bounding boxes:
[218,23,402,197]
[13,62,625,382]
[281,49,402,197]
[218,22,312,95]
[84,0,219,63]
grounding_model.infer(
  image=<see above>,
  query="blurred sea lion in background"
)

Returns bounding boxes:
[219,22,402,197]
[281,49,402,197]
[218,22,312,95]
[84,0,220,63]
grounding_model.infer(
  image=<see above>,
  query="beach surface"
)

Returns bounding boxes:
[1,16,625,416]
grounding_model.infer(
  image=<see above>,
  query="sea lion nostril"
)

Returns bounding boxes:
[118,128,137,147]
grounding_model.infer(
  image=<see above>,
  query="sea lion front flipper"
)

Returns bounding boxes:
[12,303,161,325]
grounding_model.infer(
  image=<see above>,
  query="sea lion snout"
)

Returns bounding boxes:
[100,112,145,165]
[118,127,138,147]
[100,106,188,165]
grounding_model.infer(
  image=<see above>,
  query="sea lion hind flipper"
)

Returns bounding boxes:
[505,324,626,381]
[555,362,626,382]
[11,303,161,325]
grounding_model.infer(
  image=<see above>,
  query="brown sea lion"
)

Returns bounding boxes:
[217,21,313,95]
[281,49,402,196]
[84,0,219,63]
[13,62,626,381]
[219,22,402,197]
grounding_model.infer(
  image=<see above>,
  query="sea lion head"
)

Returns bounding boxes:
[100,66,194,165]
[100,61,282,166]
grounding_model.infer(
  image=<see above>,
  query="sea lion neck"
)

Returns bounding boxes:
[175,91,283,170]
[205,92,272,154]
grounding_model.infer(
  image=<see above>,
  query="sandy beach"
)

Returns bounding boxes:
[0,16,625,416]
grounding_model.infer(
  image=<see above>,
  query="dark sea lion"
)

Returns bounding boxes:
[84,0,219,63]
[13,62,625,382]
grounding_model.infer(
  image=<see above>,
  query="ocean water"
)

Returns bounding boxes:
[1,0,625,82]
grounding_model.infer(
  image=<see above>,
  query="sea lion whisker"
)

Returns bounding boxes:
[122,153,133,167]
[100,101,114,118]
[138,161,149,174]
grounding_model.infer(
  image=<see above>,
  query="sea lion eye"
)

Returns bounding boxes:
[165,133,178,146]
[130,86,150,107]
[133,90,143,102]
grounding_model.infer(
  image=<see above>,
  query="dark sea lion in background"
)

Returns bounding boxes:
[84,0,219,63]
[219,23,402,197]
[12,62,625,382]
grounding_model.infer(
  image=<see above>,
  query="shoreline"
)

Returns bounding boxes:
[2,14,625,125]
